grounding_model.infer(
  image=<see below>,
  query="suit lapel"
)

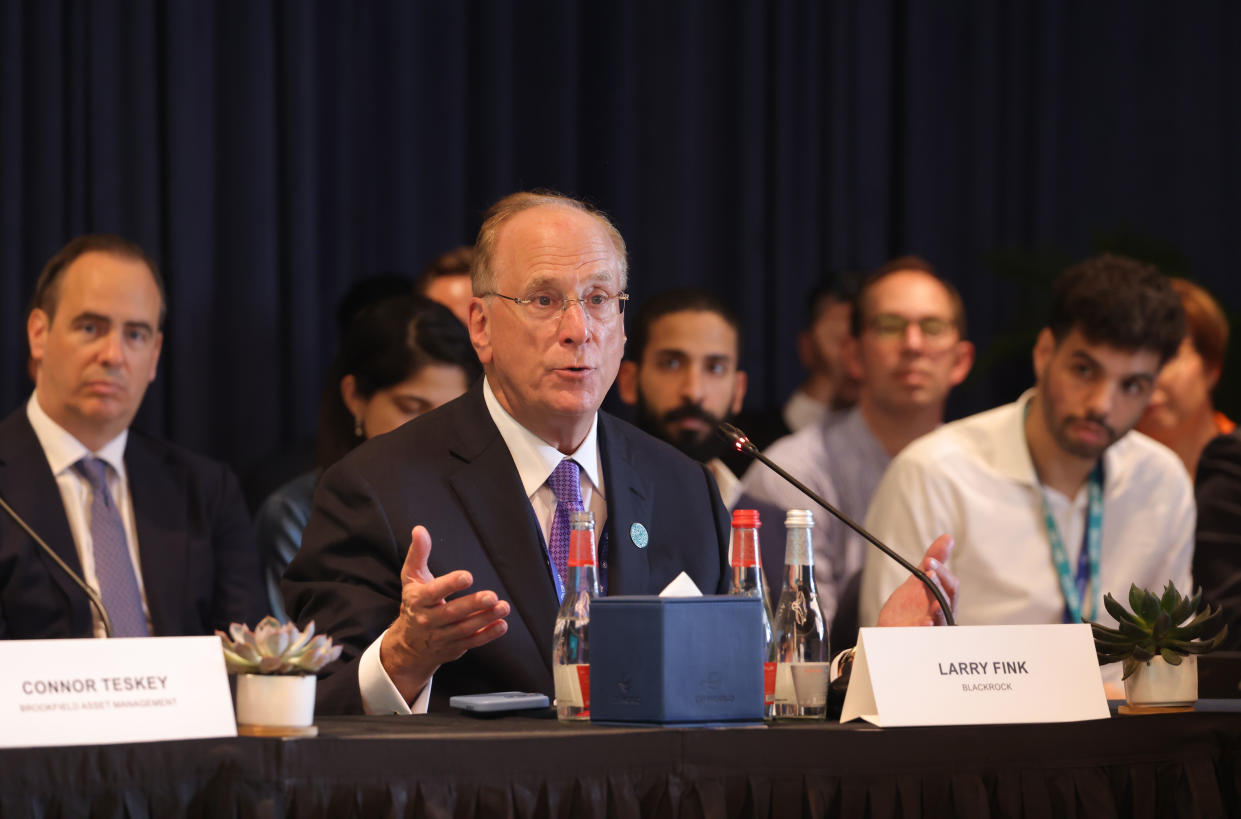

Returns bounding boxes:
[598,415,652,595]
[125,435,188,636]
[446,386,559,671]
[0,411,92,632]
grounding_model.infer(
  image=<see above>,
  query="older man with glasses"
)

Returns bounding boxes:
[737,257,974,640]
[286,194,959,714]
[284,192,739,714]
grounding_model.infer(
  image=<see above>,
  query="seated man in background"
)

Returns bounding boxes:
[285,191,957,714]
[736,257,973,632]
[616,289,749,508]
[860,254,1193,688]
[416,245,474,326]
[783,272,863,433]
[0,234,264,637]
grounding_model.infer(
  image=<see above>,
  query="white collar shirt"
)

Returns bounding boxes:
[736,405,892,625]
[858,390,1194,684]
[705,458,741,510]
[482,377,607,547]
[25,392,151,637]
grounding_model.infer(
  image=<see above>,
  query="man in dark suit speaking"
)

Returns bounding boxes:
[286,191,954,714]
[0,234,264,638]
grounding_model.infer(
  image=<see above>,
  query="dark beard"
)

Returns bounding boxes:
[632,395,728,463]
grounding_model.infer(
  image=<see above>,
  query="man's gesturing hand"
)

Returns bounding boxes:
[876,534,959,628]
[379,525,510,704]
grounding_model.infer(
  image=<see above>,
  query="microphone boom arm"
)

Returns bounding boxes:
[0,493,115,638]
[718,422,955,627]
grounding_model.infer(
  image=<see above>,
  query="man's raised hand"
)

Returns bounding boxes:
[379,525,510,703]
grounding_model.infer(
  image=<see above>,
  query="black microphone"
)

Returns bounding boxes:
[717,422,955,627]
[0,492,116,638]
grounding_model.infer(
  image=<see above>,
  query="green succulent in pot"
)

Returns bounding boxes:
[217,616,343,675]
[1087,581,1228,681]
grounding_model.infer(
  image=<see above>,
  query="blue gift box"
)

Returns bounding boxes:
[588,596,765,724]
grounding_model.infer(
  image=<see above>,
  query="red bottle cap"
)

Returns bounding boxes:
[731,509,761,528]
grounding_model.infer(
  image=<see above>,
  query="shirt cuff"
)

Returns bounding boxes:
[358,630,432,715]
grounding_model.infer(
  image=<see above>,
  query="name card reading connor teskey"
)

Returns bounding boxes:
[0,636,236,748]
[840,624,1110,727]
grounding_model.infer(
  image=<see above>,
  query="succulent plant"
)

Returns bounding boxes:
[217,616,343,675]
[1088,582,1228,680]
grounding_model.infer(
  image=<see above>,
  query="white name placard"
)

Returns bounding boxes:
[0,636,236,748]
[841,624,1110,727]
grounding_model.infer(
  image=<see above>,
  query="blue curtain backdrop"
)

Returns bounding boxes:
[2,1,1239,478]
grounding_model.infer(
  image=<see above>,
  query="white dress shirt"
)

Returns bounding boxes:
[736,406,892,626]
[858,390,1194,685]
[359,377,607,714]
[25,393,152,637]
[706,458,741,510]
[782,389,829,433]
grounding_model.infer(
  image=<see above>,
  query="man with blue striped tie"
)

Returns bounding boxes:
[0,234,264,639]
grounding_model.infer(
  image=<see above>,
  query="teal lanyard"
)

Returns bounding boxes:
[1036,463,1103,624]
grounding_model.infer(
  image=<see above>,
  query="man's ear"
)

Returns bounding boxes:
[948,340,975,387]
[730,369,748,415]
[468,297,492,365]
[147,331,164,384]
[616,361,639,406]
[27,309,49,367]
[1032,327,1055,380]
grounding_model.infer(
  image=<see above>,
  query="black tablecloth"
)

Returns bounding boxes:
[4,702,1240,818]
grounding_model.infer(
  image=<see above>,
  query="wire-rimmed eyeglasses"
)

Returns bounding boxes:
[485,290,629,321]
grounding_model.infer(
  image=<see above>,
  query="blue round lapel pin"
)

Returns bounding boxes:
[629,522,649,549]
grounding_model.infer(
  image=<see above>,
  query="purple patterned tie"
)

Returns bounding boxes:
[547,459,584,599]
[75,458,150,637]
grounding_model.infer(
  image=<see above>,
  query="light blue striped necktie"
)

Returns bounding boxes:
[74,458,150,637]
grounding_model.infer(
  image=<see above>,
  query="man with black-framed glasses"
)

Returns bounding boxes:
[737,257,974,644]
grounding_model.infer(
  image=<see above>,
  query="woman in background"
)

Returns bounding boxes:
[1135,278,1232,478]
[1137,278,1239,650]
[256,294,481,619]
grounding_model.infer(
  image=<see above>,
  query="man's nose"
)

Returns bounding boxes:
[679,366,705,403]
[97,329,125,365]
[901,322,926,352]
[1085,381,1116,418]
[557,299,591,343]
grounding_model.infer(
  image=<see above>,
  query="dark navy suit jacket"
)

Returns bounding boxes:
[0,407,264,638]
[285,382,731,713]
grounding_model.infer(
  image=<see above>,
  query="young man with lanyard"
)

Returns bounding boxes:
[858,254,1193,693]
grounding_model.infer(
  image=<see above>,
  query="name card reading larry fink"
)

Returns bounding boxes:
[0,637,236,748]
[939,659,1028,691]
[841,624,1109,727]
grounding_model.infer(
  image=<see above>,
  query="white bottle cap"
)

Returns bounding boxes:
[784,509,814,527]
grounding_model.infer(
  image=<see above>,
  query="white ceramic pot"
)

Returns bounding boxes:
[234,674,317,736]
[1123,655,1198,708]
